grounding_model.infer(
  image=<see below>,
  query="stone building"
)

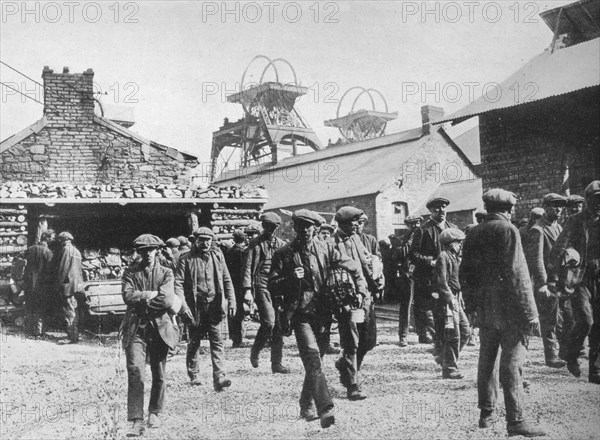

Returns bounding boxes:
[1,66,199,184]
[215,105,482,241]
[434,0,600,219]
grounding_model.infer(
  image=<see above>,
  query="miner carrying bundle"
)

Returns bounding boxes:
[268,209,367,428]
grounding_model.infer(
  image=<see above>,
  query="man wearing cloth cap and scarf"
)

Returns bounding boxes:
[55,231,83,344]
[243,212,290,374]
[121,234,180,436]
[550,180,600,384]
[410,197,456,349]
[461,189,546,437]
[525,193,568,369]
[175,227,236,390]
[268,209,367,428]
[330,206,379,400]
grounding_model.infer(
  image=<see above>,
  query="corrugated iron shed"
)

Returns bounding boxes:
[434,37,600,125]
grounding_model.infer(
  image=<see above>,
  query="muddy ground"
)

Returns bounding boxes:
[1,312,599,440]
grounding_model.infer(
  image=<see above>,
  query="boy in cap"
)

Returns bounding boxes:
[565,194,585,217]
[525,193,567,368]
[330,206,379,400]
[461,189,545,437]
[435,228,470,379]
[175,227,236,390]
[550,180,600,383]
[410,197,457,349]
[121,234,180,436]
[243,212,290,374]
[55,231,83,344]
[519,208,544,243]
[268,209,367,428]
[318,223,335,241]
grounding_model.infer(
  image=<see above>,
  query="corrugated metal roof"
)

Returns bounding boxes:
[434,38,600,124]
[414,179,483,216]
[215,129,428,210]
[541,0,600,44]
[453,126,480,165]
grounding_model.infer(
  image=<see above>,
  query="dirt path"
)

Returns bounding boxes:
[1,320,598,439]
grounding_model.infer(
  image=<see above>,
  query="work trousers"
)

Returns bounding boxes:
[228,287,245,345]
[534,291,560,361]
[187,322,226,381]
[337,298,376,386]
[294,315,334,416]
[558,297,575,359]
[478,325,527,424]
[438,299,470,373]
[251,286,283,366]
[413,278,436,342]
[58,295,79,342]
[565,269,600,378]
[397,275,414,342]
[125,325,169,421]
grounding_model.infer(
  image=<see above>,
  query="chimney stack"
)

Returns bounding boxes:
[42,66,95,126]
[421,105,444,136]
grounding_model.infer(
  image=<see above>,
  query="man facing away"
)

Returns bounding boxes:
[175,227,236,390]
[121,234,179,437]
[268,209,367,428]
[461,189,546,437]
[243,213,290,374]
[55,231,83,344]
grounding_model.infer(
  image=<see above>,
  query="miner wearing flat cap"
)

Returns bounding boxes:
[330,206,380,400]
[318,223,335,241]
[461,189,546,437]
[121,234,180,436]
[525,193,567,369]
[174,227,236,391]
[242,212,290,374]
[519,207,545,243]
[55,231,83,345]
[224,229,248,348]
[394,215,423,346]
[550,180,600,384]
[566,194,585,217]
[268,209,367,428]
[409,197,456,352]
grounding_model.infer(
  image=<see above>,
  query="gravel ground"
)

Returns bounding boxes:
[1,316,599,440]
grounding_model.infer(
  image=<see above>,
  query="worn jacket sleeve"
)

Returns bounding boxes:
[147,267,174,312]
[173,256,190,314]
[267,249,286,300]
[503,226,538,324]
[526,227,547,289]
[242,243,256,290]
[548,215,575,276]
[409,227,433,267]
[220,251,236,310]
[435,253,454,303]
[121,268,157,305]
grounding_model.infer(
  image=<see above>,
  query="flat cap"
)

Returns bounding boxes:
[531,207,545,217]
[585,180,600,198]
[543,193,567,206]
[58,231,74,241]
[193,227,215,239]
[292,209,322,225]
[566,195,585,206]
[133,234,164,249]
[320,223,335,232]
[426,197,450,209]
[165,238,180,248]
[439,228,466,246]
[177,236,189,246]
[405,214,423,224]
[335,206,364,222]
[245,221,261,233]
[259,212,282,225]
[474,210,487,220]
[482,188,517,206]
[359,212,368,221]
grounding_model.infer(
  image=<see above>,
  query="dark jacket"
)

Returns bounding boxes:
[224,243,246,292]
[331,231,378,295]
[359,233,381,258]
[525,215,562,290]
[268,238,367,317]
[56,242,83,297]
[121,258,178,349]
[242,234,286,291]
[410,218,457,280]
[24,242,53,309]
[460,212,538,330]
[435,250,461,304]
[174,245,236,326]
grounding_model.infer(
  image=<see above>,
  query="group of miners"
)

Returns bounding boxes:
[15,230,83,344]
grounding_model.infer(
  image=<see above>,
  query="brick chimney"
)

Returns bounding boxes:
[421,105,444,136]
[42,66,95,126]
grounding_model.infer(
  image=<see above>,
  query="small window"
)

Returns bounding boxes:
[392,202,408,225]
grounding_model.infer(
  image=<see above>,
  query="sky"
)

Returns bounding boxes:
[0,0,574,169]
